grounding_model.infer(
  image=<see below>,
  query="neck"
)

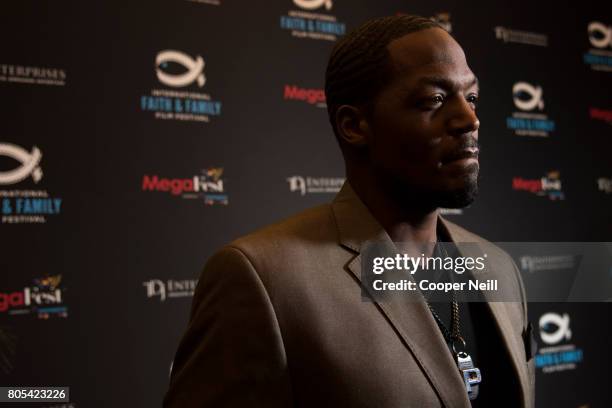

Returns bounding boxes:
[346,168,440,244]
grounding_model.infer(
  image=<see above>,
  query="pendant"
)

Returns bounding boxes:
[456,351,481,400]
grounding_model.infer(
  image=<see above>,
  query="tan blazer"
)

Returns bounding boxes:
[165,182,535,407]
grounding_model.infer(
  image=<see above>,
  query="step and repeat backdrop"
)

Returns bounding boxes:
[1,0,611,406]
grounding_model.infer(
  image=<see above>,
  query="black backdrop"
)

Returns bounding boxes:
[1,1,611,407]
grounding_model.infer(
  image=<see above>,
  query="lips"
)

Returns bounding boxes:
[442,148,479,165]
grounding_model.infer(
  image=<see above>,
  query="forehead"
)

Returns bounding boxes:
[386,27,474,86]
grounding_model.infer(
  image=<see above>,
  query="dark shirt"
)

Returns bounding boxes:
[418,228,522,407]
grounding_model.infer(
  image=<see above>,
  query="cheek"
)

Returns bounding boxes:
[371,116,442,171]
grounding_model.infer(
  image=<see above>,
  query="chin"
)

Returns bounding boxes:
[436,174,479,209]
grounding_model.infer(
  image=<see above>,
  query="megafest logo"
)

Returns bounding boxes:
[280,0,346,41]
[284,84,326,108]
[536,312,584,373]
[0,275,68,319]
[506,81,555,137]
[287,175,344,195]
[583,21,612,72]
[140,50,222,123]
[512,171,564,200]
[494,26,548,47]
[0,143,62,224]
[143,278,197,301]
[589,107,612,124]
[0,64,66,86]
[142,167,228,205]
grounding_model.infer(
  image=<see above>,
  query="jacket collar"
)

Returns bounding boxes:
[331,181,530,408]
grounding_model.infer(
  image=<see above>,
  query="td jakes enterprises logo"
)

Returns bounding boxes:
[0,143,62,224]
[280,0,346,41]
[140,50,222,124]
[512,171,564,200]
[142,167,228,205]
[143,278,197,301]
[0,64,66,86]
[287,175,344,195]
[506,82,555,137]
[494,26,548,47]
[583,21,612,72]
[0,275,68,319]
[536,312,583,373]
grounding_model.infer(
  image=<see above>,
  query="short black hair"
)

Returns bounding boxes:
[324,15,442,138]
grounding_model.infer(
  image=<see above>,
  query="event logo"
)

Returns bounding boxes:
[583,21,612,72]
[0,275,68,319]
[143,278,197,301]
[536,311,583,373]
[284,84,326,107]
[156,51,205,88]
[142,167,228,205]
[539,313,571,345]
[439,208,463,216]
[512,171,564,200]
[140,50,222,123]
[494,26,548,47]
[520,255,578,274]
[597,177,612,193]
[287,175,344,195]
[506,82,555,137]
[0,143,62,224]
[293,0,332,10]
[0,143,43,185]
[185,0,221,5]
[589,107,612,123]
[280,0,346,41]
[0,64,66,86]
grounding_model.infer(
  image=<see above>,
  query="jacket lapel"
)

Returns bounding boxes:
[331,183,471,408]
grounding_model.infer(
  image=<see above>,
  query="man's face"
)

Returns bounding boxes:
[364,27,480,209]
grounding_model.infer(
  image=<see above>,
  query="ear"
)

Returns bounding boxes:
[335,105,371,148]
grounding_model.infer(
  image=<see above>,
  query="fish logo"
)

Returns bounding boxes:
[0,143,43,185]
[293,0,332,11]
[588,21,612,49]
[513,82,544,111]
[539,312,572,345]
[156,50,205,88]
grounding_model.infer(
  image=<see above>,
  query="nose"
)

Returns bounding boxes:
[448,98,480,138]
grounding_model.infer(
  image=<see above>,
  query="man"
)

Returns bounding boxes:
[164,15,535,407]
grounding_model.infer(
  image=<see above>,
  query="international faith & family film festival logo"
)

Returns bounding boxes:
[140,50,222,123]
[142,167,228,205]
[280,0,346,41]
[583,21,612,72]
[0,142,63,224]
[506,81,555,137]
[0,275,67,319]
[536,312,583,373]
[512,171,564,200]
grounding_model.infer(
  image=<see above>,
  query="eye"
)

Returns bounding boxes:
[466,93,479,108]
[419,94,445,110]
[431,94,444,105]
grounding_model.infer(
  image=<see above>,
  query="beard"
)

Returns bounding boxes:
[432,177,479,208]
[381,165,480,212]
